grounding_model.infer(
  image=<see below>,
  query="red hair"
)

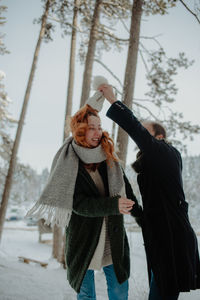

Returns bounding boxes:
[70,105,118,164]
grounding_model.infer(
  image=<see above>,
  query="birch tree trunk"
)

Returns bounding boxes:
[54,0,79,265]
[116,0,143,167]
[0,0,51,242]
[79,0,102,108]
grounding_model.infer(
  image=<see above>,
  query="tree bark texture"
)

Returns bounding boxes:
[63,0,79,140]
[116,0,143,167]
[52,224,63,259]
[0,0,51,242]
[56,0,79,265]
[79,0,102,108]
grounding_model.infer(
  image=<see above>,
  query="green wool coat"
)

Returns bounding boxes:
[65,160,142,293]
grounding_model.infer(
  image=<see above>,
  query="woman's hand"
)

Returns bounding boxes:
[118,197,135,215]
[98,84,117,104]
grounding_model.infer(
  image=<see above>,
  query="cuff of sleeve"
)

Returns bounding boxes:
[106,101,124,119]
[131,207,143,227]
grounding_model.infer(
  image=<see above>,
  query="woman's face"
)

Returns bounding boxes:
[85,115,103,148]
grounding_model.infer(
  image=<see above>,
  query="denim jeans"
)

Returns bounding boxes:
[77,264,128,300]
[148,272,179,300]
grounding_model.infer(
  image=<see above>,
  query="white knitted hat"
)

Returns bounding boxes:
[86,76,108,112]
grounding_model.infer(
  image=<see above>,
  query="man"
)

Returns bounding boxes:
[99,84,200,300]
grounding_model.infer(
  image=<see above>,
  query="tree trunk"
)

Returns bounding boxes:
[0,0,51,242]
[58,231,66,267]
[54,0,79,265]
[111,88,118,142]
[79,0,102,108]
[111,121,116,141]
[63,0,79,140]
[52,224,63,259]
[116,0,143,167]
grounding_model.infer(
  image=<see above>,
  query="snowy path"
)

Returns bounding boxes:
[0,221,200,300]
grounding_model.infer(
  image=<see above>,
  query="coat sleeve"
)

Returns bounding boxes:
[106,101,159,155]
[123,173,143,227]
[73,179,121,218]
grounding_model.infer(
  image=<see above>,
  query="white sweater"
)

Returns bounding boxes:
[87,168,113,270]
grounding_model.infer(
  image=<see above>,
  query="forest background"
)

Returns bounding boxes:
[0,0,200,262]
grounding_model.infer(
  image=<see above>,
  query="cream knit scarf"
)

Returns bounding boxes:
[26,137,125,227]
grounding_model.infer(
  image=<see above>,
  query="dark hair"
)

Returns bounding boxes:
[151,122,166,139]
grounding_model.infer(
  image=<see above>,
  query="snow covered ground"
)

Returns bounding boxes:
[0,221,200,300]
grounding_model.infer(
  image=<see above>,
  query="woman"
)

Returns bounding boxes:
[27,104,142,300]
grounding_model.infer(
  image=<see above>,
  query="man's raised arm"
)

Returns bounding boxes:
[98,84,158,154]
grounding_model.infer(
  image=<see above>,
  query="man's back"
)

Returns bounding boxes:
[106,100,200,296]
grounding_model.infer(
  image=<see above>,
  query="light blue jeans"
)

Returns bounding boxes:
[77,264,128,300]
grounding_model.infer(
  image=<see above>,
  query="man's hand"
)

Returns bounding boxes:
[98,84,117,105]
[118,197,135,215]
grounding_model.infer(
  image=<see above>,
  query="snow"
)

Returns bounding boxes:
[0,221,200,300]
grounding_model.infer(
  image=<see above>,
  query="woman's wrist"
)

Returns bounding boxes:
[108,97,117,104]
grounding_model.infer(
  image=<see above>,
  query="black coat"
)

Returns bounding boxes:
[65,160,142,293]
[107,101,200,297]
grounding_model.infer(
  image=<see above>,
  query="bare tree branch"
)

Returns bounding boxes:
[133,101,160,121]
[98,29,129,41]
[94,58,123,87]
[102,1,126,7]
[139,48,149,73]
[102,4,130,33]
[139,41,152,56]
[118,17,130,33]
[180,0,200,24]
[48,15,84,33]
[133,97,154,103]
[140,34,163,48]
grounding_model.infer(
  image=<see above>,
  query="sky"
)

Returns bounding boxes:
[1,0,200,173]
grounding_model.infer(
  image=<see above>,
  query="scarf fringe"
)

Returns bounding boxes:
[25,202,72,228]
